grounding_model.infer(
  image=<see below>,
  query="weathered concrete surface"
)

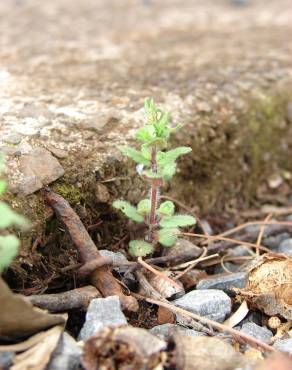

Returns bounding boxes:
[0,1,292,245]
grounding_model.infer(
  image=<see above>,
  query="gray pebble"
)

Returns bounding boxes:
[47,333,82,370]
[240,323,272,343]
[0,352,14,370]
[78,296,127,340]
[174,289,231,323]
[150,323,205,341]
[196,272,247,295]
[273,337,292,354]
[278,238,292,256]
[264,233,291,250]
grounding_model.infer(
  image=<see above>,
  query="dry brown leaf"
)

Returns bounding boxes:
[236,253,292,320]
[11,325,63,370]
[0,278,66,339]
[224,300,249,328]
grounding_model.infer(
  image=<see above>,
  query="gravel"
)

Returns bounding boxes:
[196,272,247,295]
[273,338,292,354]
[240,323,272,343]
[78,296,127,341]
[277,238,292,256]
[174,289,231,323]
[47,333,82,370]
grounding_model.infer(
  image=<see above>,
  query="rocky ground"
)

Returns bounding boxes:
[1,1,292,369]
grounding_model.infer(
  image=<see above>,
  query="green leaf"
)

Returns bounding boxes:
[160,214,196,228]
[157,228,179,247]
[0,180,6,195]
[136,125,156,143]
[158,201,175,216]
[0,202,29,229]
[0,235,20,273]
[157,147,192,166]
[161,162,176,181]
[137,199,151,215]
[113,200,144,223]
[129,240,154,257]
[118,146,150,166]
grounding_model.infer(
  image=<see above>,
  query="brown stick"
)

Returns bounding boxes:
[43,188,138,312]
[135,294,277,353]
[28,286,101,312]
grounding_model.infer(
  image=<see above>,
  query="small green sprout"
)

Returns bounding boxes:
[0,153,28,273]
[113,98,196,257]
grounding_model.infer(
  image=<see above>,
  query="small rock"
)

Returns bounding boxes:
[99,250,128,265]
[273,338,292,354]
[229,245,253,257]
[196,272,247,295]
[3,133,22,145]
[264,233,291,250]
[268,173,283,189]
[95,182,110,203]
[17,147,64,195]
[200,219,213,235]
[47,333,82,370]
[0,352,14,370]
[164,238,201,258]
[78,296,127,340]
[240,323,272,343]
[174,334,251,370]
[46,145,68,159]
[214,262,238,274]
[150,323,205,341]
[174,289,231,323]
[278,238,292,256]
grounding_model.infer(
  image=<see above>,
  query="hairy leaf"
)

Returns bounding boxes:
[113,200,144,223]
[160,214,196,228]
[157,147,192,166]
[0,235,20,273]
[0,202,29,229]
[158,201,175,216]
[129,240,154,257]
[118,146,150,166]
[158,228,179,247]
[137,199,151,215]
[136,125,156,143]
[161,162,176,181]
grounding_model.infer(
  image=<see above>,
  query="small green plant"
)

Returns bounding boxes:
[113,98,196,257]
[0,153,28,273]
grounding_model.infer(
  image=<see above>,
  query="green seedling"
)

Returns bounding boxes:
[113,98,196,257]
[0,153,28,273]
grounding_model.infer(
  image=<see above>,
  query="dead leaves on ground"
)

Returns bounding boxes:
[236,253,292,320]
[0,278,66,340]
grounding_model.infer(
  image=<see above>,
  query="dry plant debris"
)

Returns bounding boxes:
[237,253,292,320]
[81,325,166,370]
[0,278,65,340]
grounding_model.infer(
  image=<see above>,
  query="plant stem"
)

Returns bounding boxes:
[148,147,159,242]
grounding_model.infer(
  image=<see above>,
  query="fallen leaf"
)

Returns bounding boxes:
[11,325,63,370]
[224,300,249,328]
[0,278,65,339]
[236,253,292,320]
